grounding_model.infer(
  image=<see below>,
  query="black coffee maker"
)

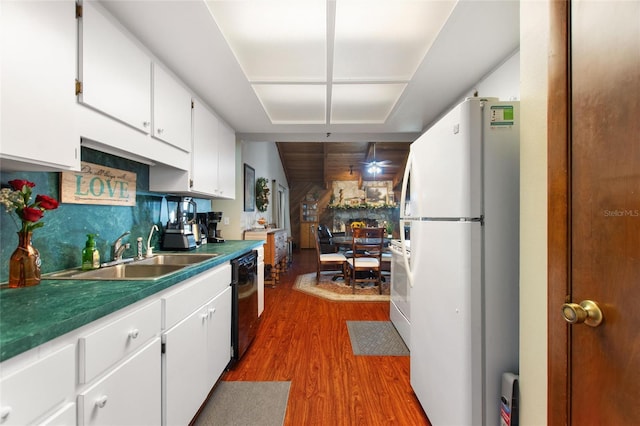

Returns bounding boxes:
[205,211,225,243]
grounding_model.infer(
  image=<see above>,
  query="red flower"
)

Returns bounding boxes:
[36,194,59,210]
[21,207,44,223]
[8,179,36,191]
[2,178,58,232]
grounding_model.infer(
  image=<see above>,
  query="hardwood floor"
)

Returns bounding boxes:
[222,249,430,425]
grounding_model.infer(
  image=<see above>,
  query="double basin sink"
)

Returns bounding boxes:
[44,254,219,281]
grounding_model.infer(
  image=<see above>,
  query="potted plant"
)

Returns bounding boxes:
[385,221,395,238]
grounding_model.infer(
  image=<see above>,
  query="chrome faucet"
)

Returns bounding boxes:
[111,231,131,261]
[146,225,159,257]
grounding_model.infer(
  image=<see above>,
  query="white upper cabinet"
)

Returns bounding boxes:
[76,0,191,170]
[0,0,79,171]
[152,64,192,152]
[217,119,237,198]
[191,99,220,194]
[149,99,236,199]
[79,0,151,133]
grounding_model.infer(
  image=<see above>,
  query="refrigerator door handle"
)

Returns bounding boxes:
[400,150,414,287]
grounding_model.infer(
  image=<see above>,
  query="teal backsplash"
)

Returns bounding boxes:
[0,148,209,282]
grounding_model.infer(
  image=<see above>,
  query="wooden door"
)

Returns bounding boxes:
[548,1,640,423]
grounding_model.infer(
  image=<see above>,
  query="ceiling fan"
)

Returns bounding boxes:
[361,142,391,174]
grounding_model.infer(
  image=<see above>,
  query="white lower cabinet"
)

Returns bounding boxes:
[77,338,161,426]
[0,345,75,426]
[76,299,162,426]
[162,306,208,426]
[40,402,76,425]
[205,288,233,389]
[0,261,235,426]
[161,264,232,426]
[78,300,162,385]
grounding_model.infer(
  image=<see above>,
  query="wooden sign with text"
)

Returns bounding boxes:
[61,162,136,206]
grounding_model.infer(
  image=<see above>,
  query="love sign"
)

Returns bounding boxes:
[61,162,137,206]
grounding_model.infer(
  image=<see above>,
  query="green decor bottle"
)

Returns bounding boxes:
[82,234,100,270]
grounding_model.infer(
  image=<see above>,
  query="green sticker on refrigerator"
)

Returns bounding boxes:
[490,105,515,127]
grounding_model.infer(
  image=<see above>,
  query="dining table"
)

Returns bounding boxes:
[330,235,392,251]
[329,235,392,282]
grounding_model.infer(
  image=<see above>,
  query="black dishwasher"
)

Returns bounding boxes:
[229,250,259,368]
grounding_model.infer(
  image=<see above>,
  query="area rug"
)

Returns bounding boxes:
[346,321,410,356]
[293,272,390,302]
[194,381,290,426]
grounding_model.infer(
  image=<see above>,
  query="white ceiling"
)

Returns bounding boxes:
[100,0,520,142]
[204,0,457,126]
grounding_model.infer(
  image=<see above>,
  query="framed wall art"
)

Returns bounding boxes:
[365,186,388,205]
[243,163,255,211]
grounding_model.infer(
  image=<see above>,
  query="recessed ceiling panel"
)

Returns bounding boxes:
[205,0,326,82]
[330,83,406,124]
[333,0,458,81]
[253,84,326,124]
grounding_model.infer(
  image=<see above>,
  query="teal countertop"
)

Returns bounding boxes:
[0,240,263,363]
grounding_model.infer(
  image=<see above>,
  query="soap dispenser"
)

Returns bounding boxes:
[82,234,100,270]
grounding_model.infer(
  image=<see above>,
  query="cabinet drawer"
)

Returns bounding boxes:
[0,345,74,426]
[77,338,161,426]
[40,402,76,426]
[78,300,161,384]
[163,263,231,330]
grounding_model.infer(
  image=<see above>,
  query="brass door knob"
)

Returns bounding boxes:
[561,300,603,327]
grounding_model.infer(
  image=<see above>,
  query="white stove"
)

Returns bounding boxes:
[389,239,410,349]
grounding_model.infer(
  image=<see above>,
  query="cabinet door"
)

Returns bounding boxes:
[217,119,236,199]
[206,287,232,385]
[162,304,210,426]
[191,99,219,194]
[80,1,151,133]
[0,0,79,171]
[77,338,161,426]
[152,64,192,152]
[0,345,75,426]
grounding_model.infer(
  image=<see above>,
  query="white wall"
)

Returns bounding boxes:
[520,1,549,424]
[424,50,521,131]
[213,140,289,240]
[474,51,521,101]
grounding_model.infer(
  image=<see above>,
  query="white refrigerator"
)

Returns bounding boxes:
[400,97,519,426]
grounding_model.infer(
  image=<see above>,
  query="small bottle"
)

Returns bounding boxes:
[82,234,100,270]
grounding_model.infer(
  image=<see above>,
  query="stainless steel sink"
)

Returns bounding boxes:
[44,253,219,281]
[136,253,219,266]
[45,264,186,280]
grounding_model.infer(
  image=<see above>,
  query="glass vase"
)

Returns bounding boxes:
[8,232,41,288]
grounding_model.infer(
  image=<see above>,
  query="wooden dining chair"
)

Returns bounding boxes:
[313,226,347,281]
[345,227,384,294]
